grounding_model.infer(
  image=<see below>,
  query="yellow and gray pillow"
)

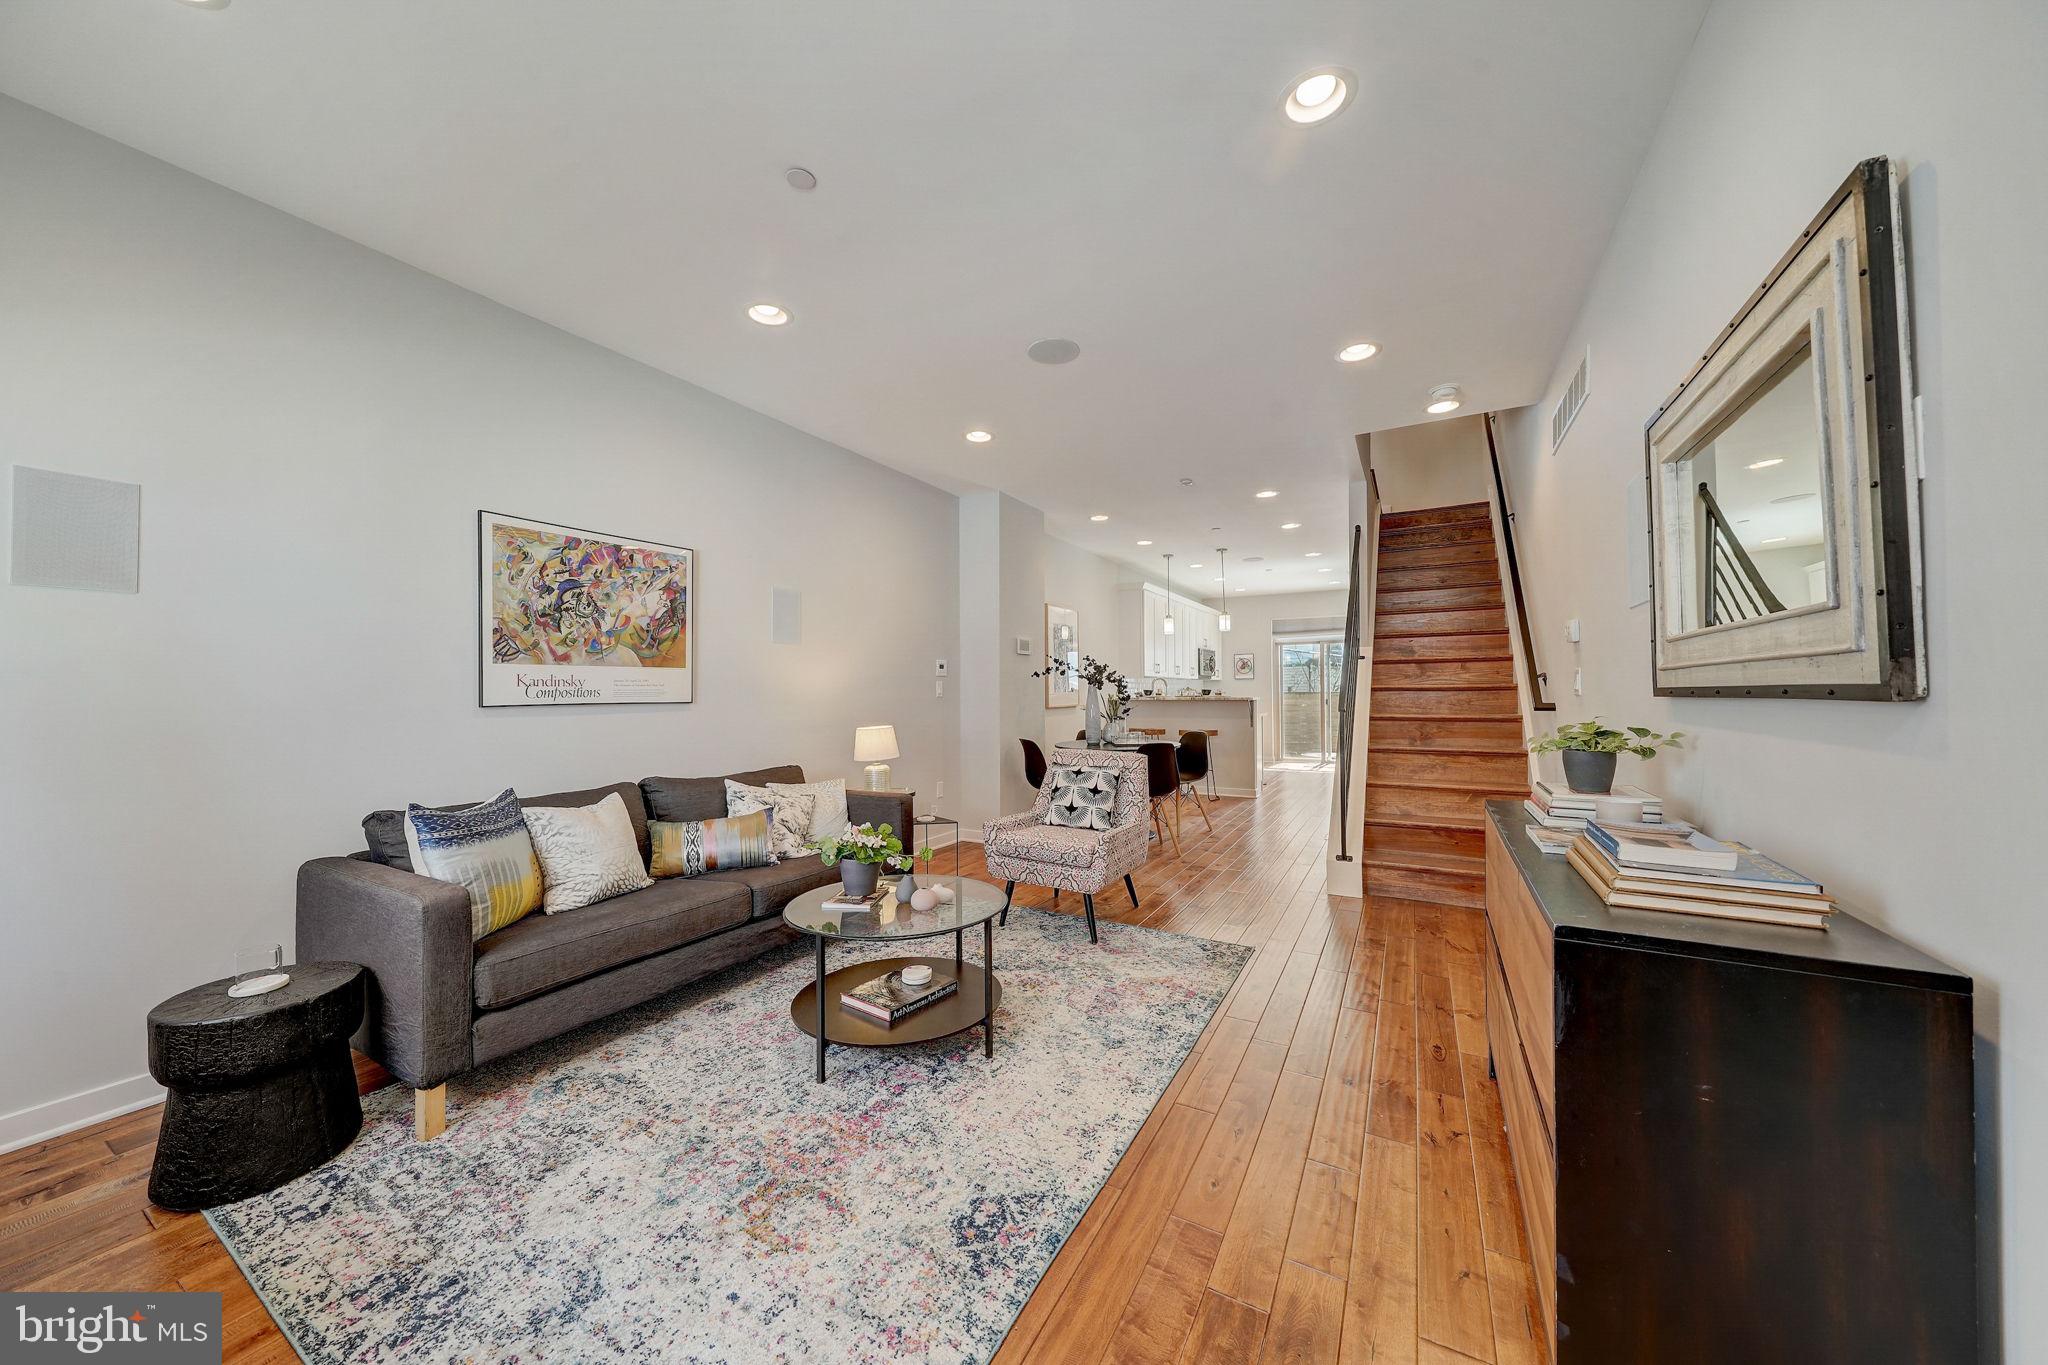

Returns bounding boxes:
[404,788,544,940]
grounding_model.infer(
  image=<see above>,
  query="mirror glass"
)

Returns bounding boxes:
[1670,344,1830,631]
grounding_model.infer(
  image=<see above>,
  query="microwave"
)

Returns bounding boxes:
[1197,647,1217,680]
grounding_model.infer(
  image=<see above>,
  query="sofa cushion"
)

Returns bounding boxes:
[986,821,1103,870]
[471,876,749,1010]
[366,781,649,873]
[640,765,806,824]
[698,857,839,921]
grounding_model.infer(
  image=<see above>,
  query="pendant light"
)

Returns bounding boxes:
[1162,553,1176,634]
[1217,548,1232,632]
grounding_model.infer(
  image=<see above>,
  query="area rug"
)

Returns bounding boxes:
[208,906,1251,1363]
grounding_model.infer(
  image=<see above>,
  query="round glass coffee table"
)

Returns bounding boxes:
[782,874,1009,1082]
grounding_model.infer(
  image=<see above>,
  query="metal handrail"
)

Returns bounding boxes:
[1483,413,1557,712]
[1333,520,1363,862]
[1698,481,1784,624]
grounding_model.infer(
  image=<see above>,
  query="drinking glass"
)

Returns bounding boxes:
[230,943,288,997]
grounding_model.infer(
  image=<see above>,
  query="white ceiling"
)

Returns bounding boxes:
[0,0,1707,595]
[1693,349,1829,550]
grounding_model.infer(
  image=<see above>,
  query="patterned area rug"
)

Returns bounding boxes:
[208,906,1250,1363]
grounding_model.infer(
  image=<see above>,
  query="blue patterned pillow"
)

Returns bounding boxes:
[1044,766,1117,831]
[404,788,544,940]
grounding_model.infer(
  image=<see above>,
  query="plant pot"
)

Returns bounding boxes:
[839,859,880,899]
[1562,750,1618,795]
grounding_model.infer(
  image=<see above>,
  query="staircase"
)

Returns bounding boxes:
[1363,501,1528,907]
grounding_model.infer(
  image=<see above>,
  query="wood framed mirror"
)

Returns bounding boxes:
[1645,157,1926,700]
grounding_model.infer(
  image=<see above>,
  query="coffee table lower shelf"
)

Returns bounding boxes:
[790,955,1001,1068]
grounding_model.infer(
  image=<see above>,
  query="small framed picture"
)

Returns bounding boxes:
[1232,652,1255,680]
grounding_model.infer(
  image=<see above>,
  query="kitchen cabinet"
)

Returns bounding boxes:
[1121,583,1220,682]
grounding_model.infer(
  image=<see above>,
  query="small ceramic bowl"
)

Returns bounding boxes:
[900,964,934,988]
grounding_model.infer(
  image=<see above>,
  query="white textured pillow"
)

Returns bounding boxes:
[766,777,850,842]
[523,793,653,914]
[725,781,816,860]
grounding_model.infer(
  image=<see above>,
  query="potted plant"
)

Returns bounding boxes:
[813,822,909,899]
[1528,719,1684,794]
[1033,652,1133,743]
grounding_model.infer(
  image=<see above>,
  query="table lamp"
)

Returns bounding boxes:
[853,724,899,790]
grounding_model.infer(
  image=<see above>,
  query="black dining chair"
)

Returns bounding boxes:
[1139,741,1181,857]
[1020,737,1049,790]
[1175,731,1216,835]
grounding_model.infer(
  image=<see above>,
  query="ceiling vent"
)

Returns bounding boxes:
[1551,348,1590,452]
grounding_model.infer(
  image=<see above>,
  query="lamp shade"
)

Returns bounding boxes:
[852,725,900,763]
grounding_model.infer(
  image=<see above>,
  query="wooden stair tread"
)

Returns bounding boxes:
[1370,682,1516,691]
[1366,743,1525,757]
[1362,845,1484,875]
[1378,501,1490,531]
[1365,812,1487,833]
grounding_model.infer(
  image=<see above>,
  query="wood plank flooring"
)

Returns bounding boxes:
[1,768,1544,1365]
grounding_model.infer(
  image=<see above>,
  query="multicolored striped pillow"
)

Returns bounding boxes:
[403,788,544,940]
[650,808,779,879]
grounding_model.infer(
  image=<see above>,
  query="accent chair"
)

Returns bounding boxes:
[982,748,1147,944]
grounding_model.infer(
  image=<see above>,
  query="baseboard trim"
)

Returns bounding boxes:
[0,1073,163,1155]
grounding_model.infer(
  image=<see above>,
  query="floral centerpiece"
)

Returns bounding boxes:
[1033,652,1133,742]
[813,822,909,899]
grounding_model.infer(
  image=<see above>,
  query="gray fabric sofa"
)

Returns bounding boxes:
[296,765,910,1134]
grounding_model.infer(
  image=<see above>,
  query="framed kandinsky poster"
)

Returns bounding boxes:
[478,511,694,706]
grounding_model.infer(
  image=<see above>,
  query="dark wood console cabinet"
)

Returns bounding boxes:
[1481,801,1975,1362]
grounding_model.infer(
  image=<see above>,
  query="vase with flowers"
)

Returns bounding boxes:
[1033,652,1134,745]
[812,822,909,899]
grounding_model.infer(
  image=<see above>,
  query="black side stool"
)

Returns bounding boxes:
[146,961,366,1212]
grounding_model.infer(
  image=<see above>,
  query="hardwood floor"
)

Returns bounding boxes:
[0,768,1544,1365]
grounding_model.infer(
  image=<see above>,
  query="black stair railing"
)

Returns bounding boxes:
[1483,414,1557,712]
[1698,481,1785,625]
[1333,521,1363,863]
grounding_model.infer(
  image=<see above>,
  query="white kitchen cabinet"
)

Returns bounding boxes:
[1123,583,1222,683]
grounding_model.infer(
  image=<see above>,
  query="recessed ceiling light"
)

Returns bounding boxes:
[1337,342,1379,363]
[1241,556,1264,564]
[1305,551,1324,558]
[1214,575,1227,582]
[1028,338,1081,365]
[1188,563,1204,569]
[1255,490,1279,499]
[1770,492,1819,504]
[785,167,818,192]
[747,304,790,326]
[1747,458,1785,470]
[1762,536,1788,544]
[1236,587,1248,593]
[1284,68,1357,125]
[1136,539,1154,546]
[1426,384,1462,414]
[1090,514,1109,522]
[176,0,231,8]
[1280,522,1301,530]
[965,429,992,443]
[1317,565,1334,572]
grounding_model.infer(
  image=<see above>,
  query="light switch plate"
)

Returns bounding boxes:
[1015,637,1030,655]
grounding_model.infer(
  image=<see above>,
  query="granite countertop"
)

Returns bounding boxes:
[1128,694,1254,704]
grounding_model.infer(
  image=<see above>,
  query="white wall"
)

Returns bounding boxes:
[0,99,962,1144]
[1205,589,1351,762]
[1039,534,1124,751]
[1495,4,2047,1355]
[1366,414,1492,513]
[955,491,1046,835]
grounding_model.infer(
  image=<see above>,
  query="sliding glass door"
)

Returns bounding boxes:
[1277,637,1346,763]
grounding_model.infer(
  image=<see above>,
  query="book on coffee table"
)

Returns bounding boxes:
[840,969,958,1024]
[821,888,886,910]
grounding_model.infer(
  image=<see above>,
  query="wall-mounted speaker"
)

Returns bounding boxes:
[9,466,141,594]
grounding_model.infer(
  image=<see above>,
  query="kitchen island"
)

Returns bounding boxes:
[1123,695,1262,797]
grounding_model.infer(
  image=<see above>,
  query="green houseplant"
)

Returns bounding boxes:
[813,822,909,899]
[1528,719,1684,794]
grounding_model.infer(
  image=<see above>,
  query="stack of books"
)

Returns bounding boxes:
[1569,819,1834,930]
[840,968,958,1024]
[1523,779,1664,831]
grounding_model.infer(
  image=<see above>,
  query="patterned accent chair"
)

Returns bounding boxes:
[982,749,1148,943]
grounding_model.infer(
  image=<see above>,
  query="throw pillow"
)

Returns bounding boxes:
[523,792,654,914]
[403,788,544,940]
[765,777,850,842]
[1044,765,1117,832]
[725,780,817,859]
[650,809,779,878]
